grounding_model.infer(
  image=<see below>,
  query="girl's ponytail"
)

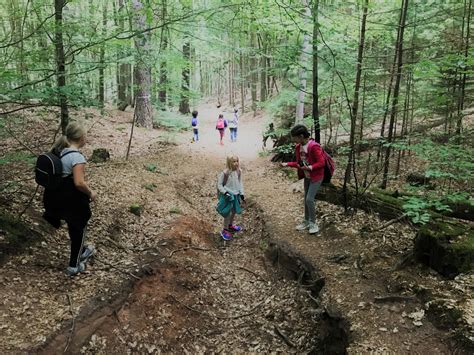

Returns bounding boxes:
[52,135,70,155]
[51,121,85,155]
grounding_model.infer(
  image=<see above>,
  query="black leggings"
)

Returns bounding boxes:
[65,219,87,268]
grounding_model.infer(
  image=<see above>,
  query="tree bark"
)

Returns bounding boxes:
[98,1,108,108]
[311,0,320,142]
[179,35,191,114]
[295,0,311,124]
[342,0,369,205]
[132,0,153,129]
[117,0,132,111]
[456,0,472,136]
[381,0,409,189]
[158,3,169,110]
[55,0,69,133]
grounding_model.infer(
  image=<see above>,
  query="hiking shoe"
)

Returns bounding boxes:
[308,223,320,234]
[66,262,86,276]
[220,229,233,241]
[80,245,95,263]
[296,221,309,231]
[228,225,242,232]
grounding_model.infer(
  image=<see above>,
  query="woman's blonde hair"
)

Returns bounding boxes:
[52,121,85,154]
[226,155,240,170]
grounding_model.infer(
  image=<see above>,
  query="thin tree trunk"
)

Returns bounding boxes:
[179,25,191,114]
[158,11,169,110]
[456,0,472,136]
[98,1,108,108]
[296,0,312,123]
[381,0,409,189]
[250,31,258,114]
[55,0,69,133]
[240,52,245,113]
[311,0,320,142]
[342,0,368,208]
[117,0,132,111]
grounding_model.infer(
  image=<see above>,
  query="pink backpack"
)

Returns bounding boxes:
[216,118,225,129]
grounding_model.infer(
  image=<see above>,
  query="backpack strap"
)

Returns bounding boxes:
[59,150,79,158]
[222,169,241,186]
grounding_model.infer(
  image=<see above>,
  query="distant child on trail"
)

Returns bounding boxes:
[191,110,199,142]
[216,155,245,241]
[228,108,239,142]
[281,124,325,234]
[215,113,227,145]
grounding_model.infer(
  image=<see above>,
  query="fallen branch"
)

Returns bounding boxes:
[169,246,211,258]
[63,293,76,353]
[376,214,407,231]
[237,266,267,282]
[274,326,296,348]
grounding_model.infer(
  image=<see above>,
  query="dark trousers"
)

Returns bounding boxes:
[66,219,87,268]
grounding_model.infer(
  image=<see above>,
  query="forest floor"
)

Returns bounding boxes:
[0,102,472,353]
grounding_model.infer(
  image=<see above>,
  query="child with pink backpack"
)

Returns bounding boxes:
[215,114,227,145]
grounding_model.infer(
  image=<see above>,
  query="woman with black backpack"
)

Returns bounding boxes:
[43,122,96,276]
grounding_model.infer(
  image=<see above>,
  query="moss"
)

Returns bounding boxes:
[129,204,143,216]
[414,220,473,278]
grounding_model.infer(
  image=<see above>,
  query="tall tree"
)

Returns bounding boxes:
[381,0,409,189]
[117,0,132,111]
[132,0,153,128]
[55,0,69,132]
[311,0,320,142]
[295,0,312,124]
[456,0,472,136]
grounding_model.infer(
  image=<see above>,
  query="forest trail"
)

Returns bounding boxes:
[175,102,269,160]
[0,106,470,354]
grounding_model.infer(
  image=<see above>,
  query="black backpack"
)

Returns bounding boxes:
[35,150,75,190]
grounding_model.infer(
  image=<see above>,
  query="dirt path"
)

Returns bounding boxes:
[0,104,471,353]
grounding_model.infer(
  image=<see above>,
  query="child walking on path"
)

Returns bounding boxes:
[228,108,239,142]
[281,124,325,234]
[216,155,245,240]
[191,110,199,142]
[215,114,227,145]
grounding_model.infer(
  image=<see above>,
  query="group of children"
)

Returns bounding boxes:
[191,109,239,145]
[216,124,325,241]
[42,119,324,275]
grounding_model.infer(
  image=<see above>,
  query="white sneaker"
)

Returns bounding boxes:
[296,221,309,231]
[66,262,86,276]
[308,223,319,234]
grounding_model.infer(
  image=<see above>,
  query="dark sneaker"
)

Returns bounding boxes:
[80,245,95,263]
[66,262,86,276]
[220,229,233,241]
[228,225,242,232]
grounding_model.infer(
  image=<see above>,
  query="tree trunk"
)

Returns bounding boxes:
[342,0,368,205]
[117,0,132,111]
[250,31,258,114]
[98,1,108,108]
[381,0,409,189]
[456,0,472,136]
[179,37,191,114]
[311,0,320,142]
[132,0,153,129]
[240,52,245,113]
[295,0,312,123]
[55,0,69,133]
[158,3,169,111]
